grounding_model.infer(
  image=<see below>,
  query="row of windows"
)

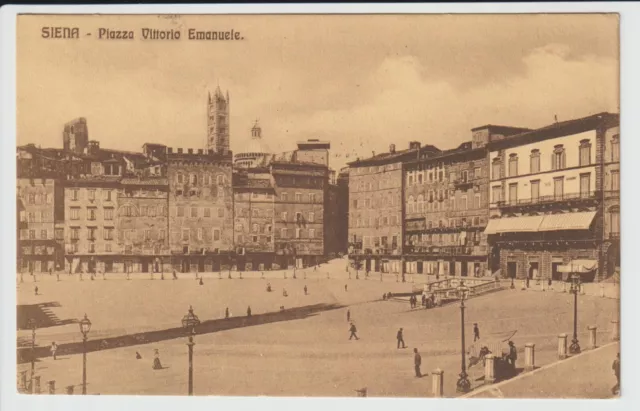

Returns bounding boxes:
[358,235,400,247]
[69,207,116,221]
[407,231,482,246]
[491,173,597,204]
[280,211,316,223]
[236,208,274,218]
[410,217,483,230]
[20,246,55,256]
[19,229,56,240]
[176,228,223,242]
[175,173,227,186]
[236,234,273,244]
[68,227,119,241]
[175,186,225,198]
[236,223,273,234]
[24,193,53,205]
[19,211,54,223]
[351,215,401,228]
[68,189,114,202]
[175,206,226,218]
[407,193,482,213]
[492,141,593,180]
[407,167,483,186]
[353,164,401,175]
[352,195,400,209]
[610,135,620,162]
[280,192,319,203]
[278,228,320,239]
[352,179,399,193]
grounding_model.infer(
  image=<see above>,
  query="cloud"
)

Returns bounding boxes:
[259,43,618,170]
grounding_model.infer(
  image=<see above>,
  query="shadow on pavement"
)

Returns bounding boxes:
[17,302,343,364]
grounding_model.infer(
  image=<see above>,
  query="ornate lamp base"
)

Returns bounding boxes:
[569,339,581,355]
[456,372,471,393]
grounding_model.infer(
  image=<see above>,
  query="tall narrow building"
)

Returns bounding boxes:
[207,87,230,155]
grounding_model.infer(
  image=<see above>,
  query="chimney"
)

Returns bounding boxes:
[389,144,396,154]
[197,149,203,155]
[188,149,193,154]
[167,147,173,154]
[177,148,183,154]
[409,141,421,150]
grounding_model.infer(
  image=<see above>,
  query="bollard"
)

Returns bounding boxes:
[600,283,605,298]
[521,279,526,290]
[432,369,444,397]
[34,376,41,394]
[588,325,598,349]
[524,343,535,372]
[484,354,496,384]
[66,385,74,395]
[558,333,568,359]
[541,280,545,292]
[48,380,55,394]
[563,282,567,293]
[611,319,620,341]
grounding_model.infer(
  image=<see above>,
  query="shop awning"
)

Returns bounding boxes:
[558,259,598,273]
[484,215,544,234]
[538,211,597,232]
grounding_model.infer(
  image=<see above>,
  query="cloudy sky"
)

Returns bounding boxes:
[17,14,618,170]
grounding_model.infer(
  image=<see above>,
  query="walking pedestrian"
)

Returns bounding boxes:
[397,328,406,349]
[225,307,230,319]
[473,323,480,342]
[50,342,57,360]
[414,348,423,377]
[49,268,52,276]
[304,285,308,295]
[56,273,60,282]
[199,277,204,286]
[347,309,351,322]
[345,284,348,292]
[349,323,359,340]
[507,341,517,368]
[152,349,163,370]
[34,286,38,296]
[261,272,265,280]
[247,306,252,317]
[612,352,620,395]
[173,270,178,280]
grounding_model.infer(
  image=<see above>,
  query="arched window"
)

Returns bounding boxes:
[217,174,224,185]
[189,173,198,185]
[407,196,415,213]
[417,194,424,213]
[177,173,184,184]
[608,206,620,236]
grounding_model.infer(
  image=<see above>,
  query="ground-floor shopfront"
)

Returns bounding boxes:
[404,256,488,277]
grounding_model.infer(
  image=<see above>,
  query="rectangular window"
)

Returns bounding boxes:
[55,228,64,240]
[295,193,302,202]
[213,229,220,241]
[461,196,467,210]
[88,208,97,220]
[508,156,518,177]
[509,183,518,205]
[104,190,112,201]
[580,173,591,197]
[492,186,502,204]
[105,243,112,252]
[308,212,315,222]
[531,180,540,203]
[71,228,79,240]
[88,243,95,253]
[492,162,501,180]
[281,192,288,202]
[88,190,95,201]
[197,228,203,240]
[71,189,79,201]
[159,229,166,240]
[70,208,80,220]
[140,206,148,217]
[579,143,591,166]
[45,194,52,204]
[204,207,211,218]
[144,230,151,240]
[554,177,564,199]
[104,228,113,240]
[552,150,566,170]
[309,193,316,203]
[40,229,47,240]
[530,154,540,174]
[611,170,620,191]
[282,212,288,221]
[281,228,288,239]
[474,194,481,209]
[611,136,620,162]
[296,228,302,239]
[611,211,620,234]
[88,228,96,241]
[218,208,224,218]
[461,170,468,182]
[309,228,316,238]
[104,208,114,220]
[190,207,198,218]
[181,228,190,241]
[177,206,185,217]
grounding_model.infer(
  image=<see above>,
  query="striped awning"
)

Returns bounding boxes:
[538,211,596,232]
[484,215,544,234]
[558,259,598,273]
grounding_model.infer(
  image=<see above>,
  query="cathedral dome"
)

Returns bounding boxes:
[234,120,272,168]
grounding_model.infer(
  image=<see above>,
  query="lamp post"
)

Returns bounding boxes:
[569,273,581,354]
[456,281,471,393]
[27,318,37,394]
[79,314,92,395]
[181,306,200,396]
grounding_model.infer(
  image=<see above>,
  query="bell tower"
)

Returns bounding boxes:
[207,86,230,155]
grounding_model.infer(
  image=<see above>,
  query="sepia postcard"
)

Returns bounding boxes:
[9,11,624,400]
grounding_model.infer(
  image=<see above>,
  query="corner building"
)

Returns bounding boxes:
[485,112,619,282]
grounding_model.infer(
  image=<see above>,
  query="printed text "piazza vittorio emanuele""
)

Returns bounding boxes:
[41,27,245,40]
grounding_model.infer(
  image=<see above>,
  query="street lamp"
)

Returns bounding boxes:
[27,318,37,394]
[569,273,581,354]
[456,281,471,393]
[79,314,91,395]
[181,306,200,396]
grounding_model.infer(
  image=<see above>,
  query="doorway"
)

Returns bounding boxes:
[461,261,468,277]
[552,262,563,281]
[507,261,517,279]
[529,262,539,279]
[141,259,149,273]
[449,261,456,276]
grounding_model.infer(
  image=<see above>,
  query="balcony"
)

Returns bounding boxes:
[404,245,487,256]
[452,178,476,190]
[492,190,600,210]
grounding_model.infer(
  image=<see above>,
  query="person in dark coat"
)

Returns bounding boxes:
[473,323,480,342]
[135,351,142,360]
[349,323,359,340]
[152,349,163,370]
[397,328,406,349]
[225,307,230,319]
[414,348,422,377]
[612,352,620,394]
[173,270,178,280]
[199,277,204,286]
[345,284,348,292]
[34,286,38,296]
[507,341,517,368]
[247,306,252,317]
[346,309,351,322]
[304,285,308,295]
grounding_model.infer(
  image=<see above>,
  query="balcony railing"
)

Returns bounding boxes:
[404,245,487,256]
[492,190,599,208]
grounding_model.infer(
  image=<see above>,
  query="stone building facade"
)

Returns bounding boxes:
[602,125,620,276]
[17,178,64,273]
[485,112,620,282]
[117,177,170,273]
[232,168,276,270]
[166,148,234,272]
